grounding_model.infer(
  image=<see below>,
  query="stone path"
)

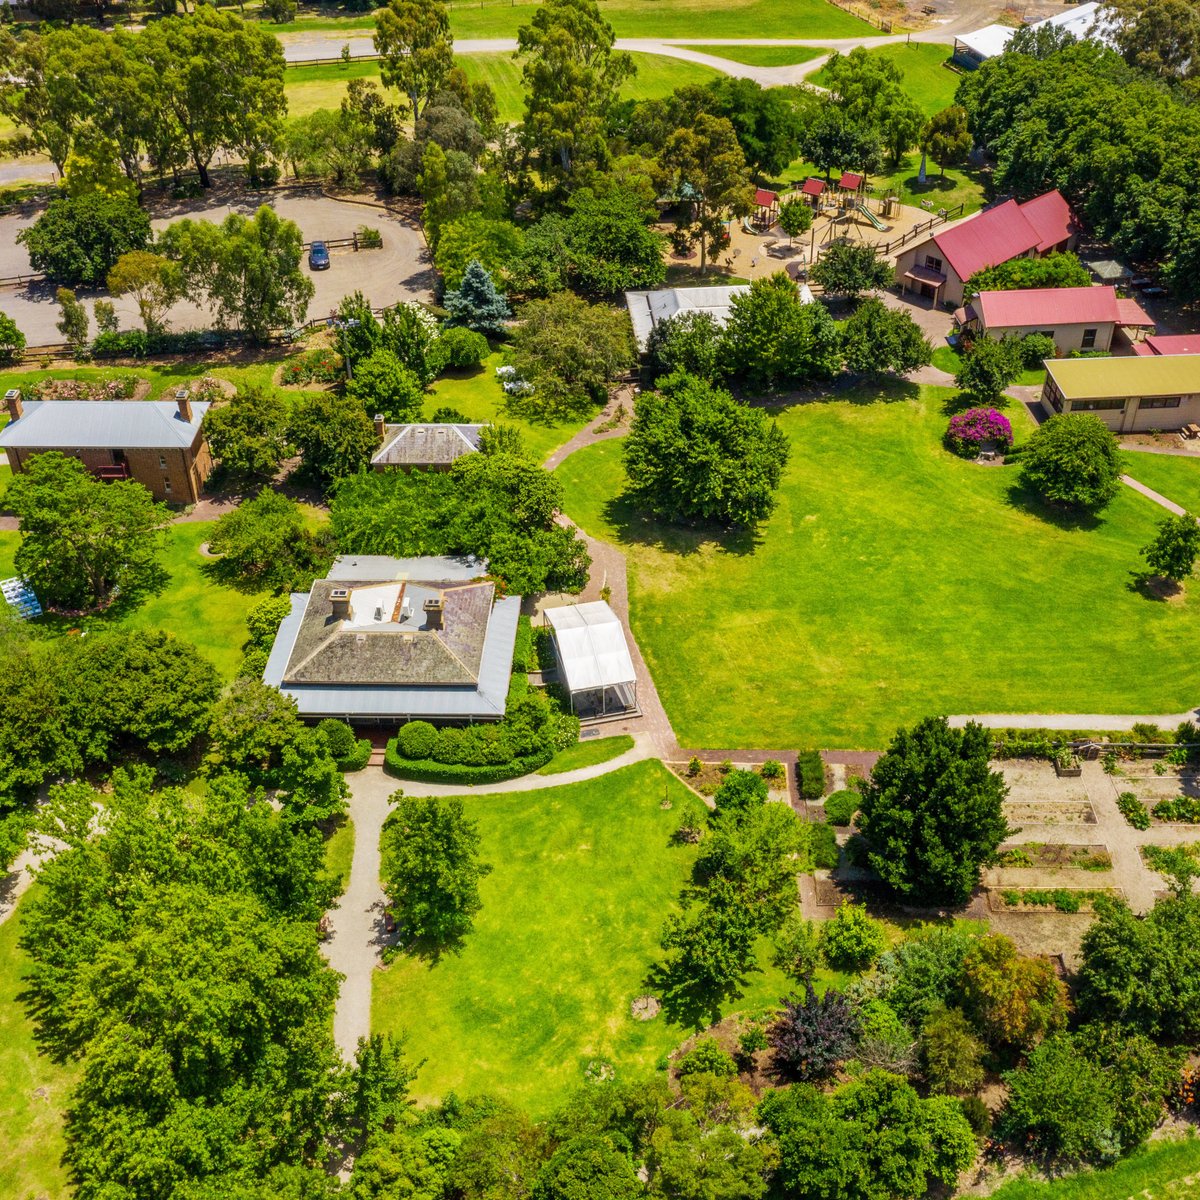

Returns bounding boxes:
[949,711,1200,731]
[1121,474,1187,517]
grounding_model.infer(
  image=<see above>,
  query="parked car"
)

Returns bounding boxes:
[308,241,330,270]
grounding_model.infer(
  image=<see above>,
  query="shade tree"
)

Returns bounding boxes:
[207,490,334,594]
[202,386,290,483]
[810,240,892,299]
[841,298,932,375]
[920,105,972,178]
[1141,512,1200,585]
[1019,413,1123,512]
[346,350,427,422]
[0,311,25,363]
[288,391,380,489]
[18,192,150,287]
[374,0,455,133]
[955,335,1023,402]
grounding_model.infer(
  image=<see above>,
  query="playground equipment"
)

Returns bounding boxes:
[856,202,887,232]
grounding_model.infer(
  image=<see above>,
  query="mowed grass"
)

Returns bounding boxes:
[931,345,1046,388]
[537,734,635,775]
[1122,451,1200,517]
[323,817,356,893]
[285,53,725,124]
[684,44,828,67]
[371,760,800,1113]
[267,0,874,40]
[0,887,78,1200]
[814,42,961,117]
[989,1136,1200,1200]
[427,351,591,464]
[554,386,1200,749]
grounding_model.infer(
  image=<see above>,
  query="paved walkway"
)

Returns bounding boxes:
[1121,474,1187,517]
[949,710,1200,730]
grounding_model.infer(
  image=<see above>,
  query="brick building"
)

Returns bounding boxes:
[0,390,212,503]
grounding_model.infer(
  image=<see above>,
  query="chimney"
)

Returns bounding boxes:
[374,413,387,440]
[330,587,351,622]
[4,389,22,421]
[423,596,444,631]
[175,389,193,423]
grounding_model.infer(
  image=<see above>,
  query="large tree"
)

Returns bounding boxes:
[106,251,184,335]
[18,192,150,288]
[1019,413,1123,512]
[137,9,286,188]
[517,0,634,185]
[207,490,333,594]
[202,386,290,483]
[4,452,170,611]
[810,240,891,299]
[841,298,932,375]
[920,105,971,178]
[624,370,790,527]
[1141,511,1200,586]
[159,206,314,343]
[374,0,455,134]
[381,793,492,947]
[288,391,379,489]
[660,113,755,275]
[857,716,1010,906]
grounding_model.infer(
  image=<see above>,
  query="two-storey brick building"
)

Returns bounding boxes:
[0,390,212,503]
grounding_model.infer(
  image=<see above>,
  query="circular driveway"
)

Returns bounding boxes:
[0,186,434,347]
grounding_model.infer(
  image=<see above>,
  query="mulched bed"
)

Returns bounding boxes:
[997,843,1111,870]
[666,760,790,801]
[989,887,1122,914]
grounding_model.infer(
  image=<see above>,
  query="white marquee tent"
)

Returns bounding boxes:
[544,601,638,717]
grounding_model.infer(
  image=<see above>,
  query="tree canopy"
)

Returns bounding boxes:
[1019,413,1123,512]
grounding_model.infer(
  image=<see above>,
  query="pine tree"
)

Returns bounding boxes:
[444,259,510,336]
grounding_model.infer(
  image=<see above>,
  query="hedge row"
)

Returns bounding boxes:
[383,740,554,785]
[336,739,372,773]
[91,328,239,359]
[797,749,825,799]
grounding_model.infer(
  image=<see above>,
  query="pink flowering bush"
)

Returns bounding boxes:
[946,407,1013,457]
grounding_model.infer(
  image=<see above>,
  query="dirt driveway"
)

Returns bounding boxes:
[0,185,434,347]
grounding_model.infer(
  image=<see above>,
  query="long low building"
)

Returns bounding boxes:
[625,282,814,352]
[1041,355,1200,434]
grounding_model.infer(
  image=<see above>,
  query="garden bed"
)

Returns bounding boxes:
[666,759,790,802]
[989,887,1120,914]
[1004,800,1098,825]
[27,375,150,401]
[997,843,1111,870]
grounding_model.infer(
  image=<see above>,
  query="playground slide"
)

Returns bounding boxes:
[856,202,887,232]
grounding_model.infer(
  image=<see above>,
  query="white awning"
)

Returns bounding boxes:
[545,602,637,693]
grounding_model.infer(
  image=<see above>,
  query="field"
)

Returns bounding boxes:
[371,760,805,1113]
[267,0,875,40]
[989,1136,1200,1200]
[285,52,726,124]
[554,385,1200,749]
[932,345,1046,388]
[814,42,961,117]
[688,44,828,67]
[427,351,590,464]
[0,888,77,1200]
[1122,451,1200,516]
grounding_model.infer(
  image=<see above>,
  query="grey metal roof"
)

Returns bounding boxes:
[625,286,749,351]
[327,555,488,582]
[0,400,209,450]
[371,423,484,467]
[263,592,521,720]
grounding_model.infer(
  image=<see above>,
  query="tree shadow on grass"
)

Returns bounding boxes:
[30,561,171,633]
[1002,480,1104,533]
[939,390,1015,417]
[1126,571,1181,603]
[599,491,763,559]
[644,958,755,1032]
[751,374,922,412]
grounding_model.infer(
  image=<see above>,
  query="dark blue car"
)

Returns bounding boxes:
[308,241,330,270]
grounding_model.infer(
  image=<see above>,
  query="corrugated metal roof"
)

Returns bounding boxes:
[0,400,209,450]
[625,285,749,351]
[800,177,826,197]
[932,191,1075,282]
[976,286,1119,329]
[1046,354,1200,400]
[838,172,863,190]
[1147,335,1200,356]
[1016,190,1078,253]
[1115,297,1155,327]
[754,188,777,207]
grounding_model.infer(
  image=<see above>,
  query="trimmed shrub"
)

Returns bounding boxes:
[824,789,859,826]
[512,615,533,673]
[384,741,554,784]
[337,739,372,772]
[677,1038,737,1078]
[945,407,1013,458]
[317,718,371,771]
[811,821,840,870]
[438,326,489,370]
[797,749,825,799]
[397,720,438,760]
[1019,332,1056,369]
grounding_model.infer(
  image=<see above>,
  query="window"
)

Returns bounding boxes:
[1072,398,1125,411]
[163,479,172,493]
[159,454,167,468]
[924,254,943,273]
[1037,331,1055,340]
[1141,397,1182,409]
[1081,328,1098,349]
[1042,377,1064,413]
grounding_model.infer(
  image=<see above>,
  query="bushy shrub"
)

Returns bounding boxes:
[713,769,769,822]
[773,910,821,979]
[397,720,438,760]
[770,982,858,1080]
[811,821,840,870]
[1118,791,1151,829]
[960,1095,991,1136]
[317,718,357,761]
[945,407,1014,458]
[91,328,232,359]
[438,326,489,370]
[1020,332,1056,368]
[820,902,887,972]
[797,750,825,799]
[760,759,784,782]
[824,789,859,826]
[677,1038,737,1078]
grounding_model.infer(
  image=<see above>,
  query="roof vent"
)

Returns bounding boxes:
[330,587,351,621]
[423,595,444,631]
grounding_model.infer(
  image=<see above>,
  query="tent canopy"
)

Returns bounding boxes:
[545,602,636,694]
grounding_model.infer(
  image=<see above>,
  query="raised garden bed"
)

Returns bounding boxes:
[29,375,149,401]
[997,843,1111,870]
[667,759,790,802]
[1004,800,1097,826]
[990,887,1120,914]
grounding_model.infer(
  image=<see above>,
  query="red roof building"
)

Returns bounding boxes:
[754,187,778,208]
[837,171,864,191]
[894,190,1080,307]
[961,285,1155,356]
[799,177,826,198]
[1142,333,1200,356]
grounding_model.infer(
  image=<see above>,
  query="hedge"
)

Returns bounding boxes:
[797,749,825,799]
[824,789,859,826]
[91,328,239,359]
[384,739,554,784]
[810,821,840,870]
[337,739,372,773]
[512,616,533,673]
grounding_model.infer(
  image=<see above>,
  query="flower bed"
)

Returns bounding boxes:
[281,347,344,386]
[945,407,1013,458]
[30,374,141,401]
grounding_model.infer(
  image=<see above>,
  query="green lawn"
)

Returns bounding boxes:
[427,351,590,464]
[931,346,1046,388]
[372,760,806,1113]
[0,530,16,578]
[323,817,356,893]
[266,0,874,40]
[989,1136,1200,1200]
[686,44,828,67]
[0,888,78,1200]
[285,52,725,124]
[554,385,1200,749]
[815,42,961,118]
[1122,451,1200,516]
[536,734,635,775]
